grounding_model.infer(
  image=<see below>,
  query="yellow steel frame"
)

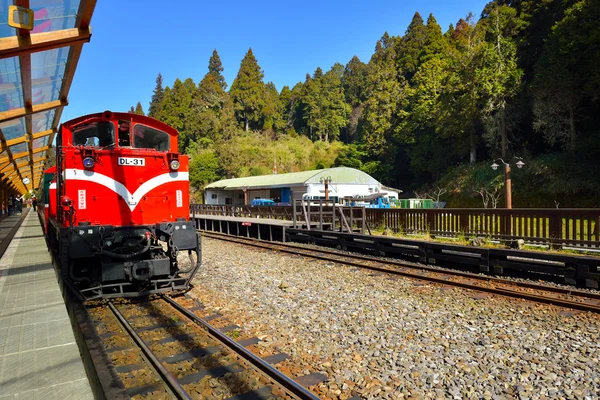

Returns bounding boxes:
[0,0,96,194]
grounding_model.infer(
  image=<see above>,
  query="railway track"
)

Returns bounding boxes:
[202,231,600,314]
[88,295,321,399]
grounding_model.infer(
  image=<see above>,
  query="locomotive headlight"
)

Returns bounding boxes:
[83,157,95,169]
[170,160,180,170]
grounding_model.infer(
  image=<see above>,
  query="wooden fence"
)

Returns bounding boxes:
[367,208,600,247]
[191,204,600,248]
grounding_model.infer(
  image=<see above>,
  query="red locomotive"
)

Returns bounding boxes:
[38,111,201,300]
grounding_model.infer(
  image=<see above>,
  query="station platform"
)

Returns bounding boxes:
[192,212,331,242]
[0,210,93,399]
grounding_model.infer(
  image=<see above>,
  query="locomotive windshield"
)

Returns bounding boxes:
[72,121,115,147]
[132,124,170,151]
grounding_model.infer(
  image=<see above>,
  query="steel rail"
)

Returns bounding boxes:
[203,232,600,314]
[162,295,320,400]
[107,302,192,400]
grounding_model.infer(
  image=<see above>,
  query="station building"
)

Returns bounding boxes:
[204,167,398,205]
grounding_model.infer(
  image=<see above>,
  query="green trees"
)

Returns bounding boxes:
[303,64,350,142]
[477,4,523,158]
[208,49,228,91]
[532,0,599,150]
[230,49,266,132]
[148,73,164,119]
[143,2,599,206]
[134,102,144,115]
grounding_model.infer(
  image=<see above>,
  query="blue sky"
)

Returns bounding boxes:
[65,0,491,121]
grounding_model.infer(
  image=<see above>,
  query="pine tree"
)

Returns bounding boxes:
[278,85,294,131]
[396,12,427,82]
[442,14,486,163]
[342,56,370,143]
[363,36,408,156]
[342,56,369,106]
[128,106,135,113]
[135,102,145,115]
[148,73,164,119]
[303,65,351,141]
[532,0,598,151]
[196,72,231,142]
[208,49,227,91]
[262,82,281,131]
[477,4,523,158]
[422,14,447,62]
[159,78,200,152]
[230,49,266,132]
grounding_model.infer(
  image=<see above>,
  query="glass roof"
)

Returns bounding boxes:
[9,142,28,155]
[32,135,50,150]
[14,155,30,165]
[0,57,23,111]
[0,118,26,141]
[0,1,95,194]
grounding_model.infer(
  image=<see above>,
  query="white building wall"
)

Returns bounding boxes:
[304,183,380,201]
[205,189,229,205]
[206,183,387,205]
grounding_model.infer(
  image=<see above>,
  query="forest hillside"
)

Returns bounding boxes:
[132,0,600,207]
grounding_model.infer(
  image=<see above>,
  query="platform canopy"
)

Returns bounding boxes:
[0,0,96,194]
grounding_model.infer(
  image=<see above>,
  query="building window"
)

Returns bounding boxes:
[238,194,244,199]
[211,194,217,199]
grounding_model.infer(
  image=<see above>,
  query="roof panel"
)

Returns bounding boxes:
[32,109,55,133]
[30,0,81,32]
[32,135,49,150]
[0,57,23,111]
[9,142,28,155]
[14,155,30,165]
[31,46,69,105]
[205,167,379,190]
[0,118,26,141]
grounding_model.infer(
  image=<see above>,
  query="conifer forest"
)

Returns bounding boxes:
[132,1,600,207]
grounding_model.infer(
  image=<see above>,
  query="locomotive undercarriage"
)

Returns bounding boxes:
[50,220,201,300]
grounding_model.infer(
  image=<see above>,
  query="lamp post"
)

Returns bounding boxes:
[319,176,332,206]
[491,157,525,209]
[242,186,249,206]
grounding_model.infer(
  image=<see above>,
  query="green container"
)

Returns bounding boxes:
[397,198,434,209]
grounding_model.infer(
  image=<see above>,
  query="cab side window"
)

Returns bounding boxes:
[132,124,170,151]
[72,121,115,147]
[118,120,131,147]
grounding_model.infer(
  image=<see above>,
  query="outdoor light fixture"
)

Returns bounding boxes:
[8,6,33,30]
[490,157,525,209]
[319,176,333,204]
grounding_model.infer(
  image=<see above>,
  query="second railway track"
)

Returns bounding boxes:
[202,231,600,314]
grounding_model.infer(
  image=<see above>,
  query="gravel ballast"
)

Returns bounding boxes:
[189,238,600,399]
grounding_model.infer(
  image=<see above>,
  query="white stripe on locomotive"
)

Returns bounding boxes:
[64,169,189,211]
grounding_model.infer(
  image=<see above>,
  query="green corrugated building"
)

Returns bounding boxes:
[204,167,399,206]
